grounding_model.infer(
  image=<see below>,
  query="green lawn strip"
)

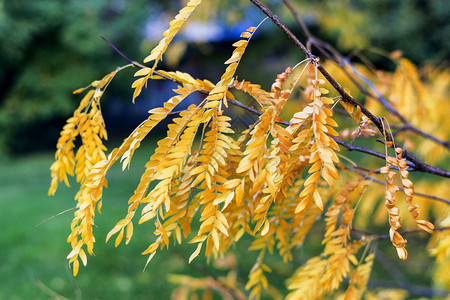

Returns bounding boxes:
[0,143,187,299]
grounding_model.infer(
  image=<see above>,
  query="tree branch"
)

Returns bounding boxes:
[280,0,450,151]
[333,138,407,164]
[248,0,377,124]
[248,0,450,178]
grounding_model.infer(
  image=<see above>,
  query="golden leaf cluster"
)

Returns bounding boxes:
[56,23,347,283]
[132,0,202,102]
[49,70,116,196]
[344,253,375,300]
[48,1,448,297]
[295,70,339,213]
[287,179,373,300]
[381,125,434,260]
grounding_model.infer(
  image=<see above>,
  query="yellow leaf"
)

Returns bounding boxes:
[78,249,87,266]
[380,166,390,173]
[211,229,220,250]
[321,167,336,187]
[148,107,169,114]
[134,68,152,77]
[224,52,242,65]
[189,235,208,244]
[261,220,270,236]
[139,211,157,224]
[241,31,252,38]
[73,259,79,276]
[131,77,146,89]
[396,247,408,260]
[236,157,252,174]
[189,243,203,263]
[223,191,235,210]
[115,228,124,247]
[132,87,142,103]
[204,100,220,108]
[348,254,358,266]
[126,222,134,244]
[304,171,320,186]
[142,242,159,255]
[73,88,85,94]
[235,229,245,241]
[308,161,322,173]
[416,220,434,233]
[236,180,245,206]
[144,51,160,64]
[215,220,229,236]
[295,197,309,214]
[313,189,323,210]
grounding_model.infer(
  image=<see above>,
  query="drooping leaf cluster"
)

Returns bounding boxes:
[48,1,450,298]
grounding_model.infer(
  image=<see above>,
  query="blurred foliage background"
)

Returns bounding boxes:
[0,0,449,299]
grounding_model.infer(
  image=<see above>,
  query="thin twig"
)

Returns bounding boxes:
[351,226,450,241]
[342,166,450,205]
[35,207,77,227]
[100,35,132,63]
[34,278,71,300]
[333,138,406,164]
[377,226,450,240]
[280,0,311,38]
[100,35,179,83]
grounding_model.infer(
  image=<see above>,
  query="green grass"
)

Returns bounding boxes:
[0,142,201,299]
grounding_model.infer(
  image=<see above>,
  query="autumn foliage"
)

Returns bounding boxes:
[49,1,449,298]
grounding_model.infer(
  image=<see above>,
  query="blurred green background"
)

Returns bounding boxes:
[1,0,449,298]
